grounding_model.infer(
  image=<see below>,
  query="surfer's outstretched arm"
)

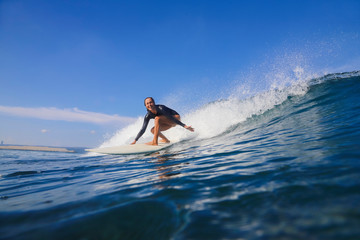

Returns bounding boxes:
[158,105,194,132]
[131,115,150,144]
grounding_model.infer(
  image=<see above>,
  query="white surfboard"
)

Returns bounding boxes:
[86,142,170,155]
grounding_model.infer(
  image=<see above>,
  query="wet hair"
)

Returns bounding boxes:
[144,97,155,106]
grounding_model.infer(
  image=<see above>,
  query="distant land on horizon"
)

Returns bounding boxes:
[0,145,76,153]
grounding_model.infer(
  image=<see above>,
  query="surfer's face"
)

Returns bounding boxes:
[145,98,155,111]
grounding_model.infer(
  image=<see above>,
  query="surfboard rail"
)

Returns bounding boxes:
[86,142,170,155]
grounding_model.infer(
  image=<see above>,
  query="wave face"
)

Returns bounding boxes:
[1,71,360,240]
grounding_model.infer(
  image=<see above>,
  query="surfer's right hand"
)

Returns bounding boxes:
[130,140,136,145]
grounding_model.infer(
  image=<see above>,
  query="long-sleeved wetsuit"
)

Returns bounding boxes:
[134,105,185,141]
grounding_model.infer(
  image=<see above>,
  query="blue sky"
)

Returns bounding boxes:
[1,0,360,147]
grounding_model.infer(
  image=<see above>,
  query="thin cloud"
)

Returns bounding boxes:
[0,106,136,125]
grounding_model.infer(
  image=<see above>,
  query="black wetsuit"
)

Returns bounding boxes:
[135,105,185,141]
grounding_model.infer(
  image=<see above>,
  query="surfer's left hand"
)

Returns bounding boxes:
[185,125,195,132]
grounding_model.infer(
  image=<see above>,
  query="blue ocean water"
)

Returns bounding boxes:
[1,71,360,239]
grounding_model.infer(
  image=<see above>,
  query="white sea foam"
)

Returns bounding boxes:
[99,66,316,148]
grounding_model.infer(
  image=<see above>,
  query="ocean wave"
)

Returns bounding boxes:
[100,71,359,148]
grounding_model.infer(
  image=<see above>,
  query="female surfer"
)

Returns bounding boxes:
[131,97,194,145]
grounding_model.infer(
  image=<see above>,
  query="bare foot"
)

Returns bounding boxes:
[146,141,158,146]
[159,139,170,143]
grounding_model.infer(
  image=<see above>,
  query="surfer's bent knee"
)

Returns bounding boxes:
[155,115,181,127]
[174,115,180,126]
[154,116,160,124]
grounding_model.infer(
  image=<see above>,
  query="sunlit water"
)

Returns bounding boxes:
[1,71,360,240]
